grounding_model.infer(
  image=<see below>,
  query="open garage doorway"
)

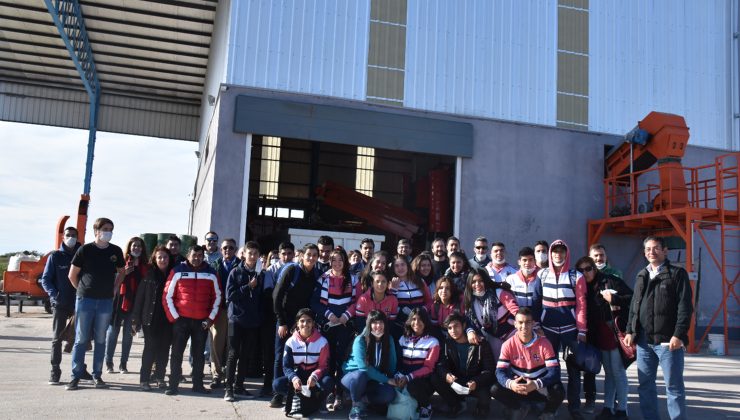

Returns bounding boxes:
[246,135,456,254]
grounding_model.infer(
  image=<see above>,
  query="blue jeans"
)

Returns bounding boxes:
[637,332,687,420]
[341,370,396,405]
[71,297,113,379]
[601,348,628,412]
[105,311,133,366]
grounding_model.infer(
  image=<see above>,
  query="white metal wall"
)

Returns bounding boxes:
[404,0,558,126]
[589,0,732,150]
[227,0,370,100]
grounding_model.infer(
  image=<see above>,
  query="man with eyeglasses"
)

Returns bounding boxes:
[468,236,492,270]
[204,231,221,266]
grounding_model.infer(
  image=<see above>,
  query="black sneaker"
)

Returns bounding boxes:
[106,362,114,374]
[270,393,284,408]
[140,382,151,391]
[156,378,167,389]
[210,377,222,389]
[165,388,178,396]
[119,364,128,374]
[49,371,61,385]
[65,378,80,391]
[94,377,108,389]
[584,399,596,414]
[80,370,94,381]
[193,385,210,394]
[224,388,235,402]
[234,386,252,397]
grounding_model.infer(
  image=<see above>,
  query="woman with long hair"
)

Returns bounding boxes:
[355,250,389,297]
[395,307,440,420]
[310,249,356,411]
[131,245,171,390]
[106,236,147,374]
[354,271,398,331]
[389,256,432,338]
[575,256,633,420]
[412,253,436,295]
[463,267,519,361]
[429,276,463,340]
[341,310,398,420]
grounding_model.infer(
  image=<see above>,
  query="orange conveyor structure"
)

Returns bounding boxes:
[589,112,739,354]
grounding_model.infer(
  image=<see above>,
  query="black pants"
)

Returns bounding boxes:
[583,371,596,401]
[140,323,172,383]
[51,306,74,372]
[226,322,260,388]
[407,376,435,407]
[170,317,208,389]
[430,371,492,410]
[260,318,276,390]
[491,382,565,414]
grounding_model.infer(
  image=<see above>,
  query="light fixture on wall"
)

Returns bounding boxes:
[207,94,216,106]
[195,150,201,158]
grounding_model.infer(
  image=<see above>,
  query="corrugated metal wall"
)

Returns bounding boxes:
[404,0,558,126]
[227,0,370,100]
[589,0,731,150]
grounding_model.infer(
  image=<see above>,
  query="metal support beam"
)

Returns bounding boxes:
[44,0,100,195]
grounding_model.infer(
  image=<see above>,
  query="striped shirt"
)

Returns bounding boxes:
[282,329,329,382]
[496,333,560,390]
[397,334,440,380]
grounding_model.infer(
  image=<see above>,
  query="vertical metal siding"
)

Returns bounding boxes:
[227,0,370,101]
[590,0,731,150]
[404,0,558,126]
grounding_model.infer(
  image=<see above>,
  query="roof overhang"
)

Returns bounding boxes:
[0,0,216,141]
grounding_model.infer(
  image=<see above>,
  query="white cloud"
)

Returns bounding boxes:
[0,122,198,255]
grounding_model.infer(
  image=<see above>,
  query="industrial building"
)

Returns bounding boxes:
[1,0,737,342]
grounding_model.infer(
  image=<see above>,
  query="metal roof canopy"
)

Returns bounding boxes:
[233,95,474,158]
[0,0,216,141]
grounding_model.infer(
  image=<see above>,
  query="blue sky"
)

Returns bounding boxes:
[0,121,198,255]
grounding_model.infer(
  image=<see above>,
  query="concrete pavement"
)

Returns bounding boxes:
[1,306,738,419]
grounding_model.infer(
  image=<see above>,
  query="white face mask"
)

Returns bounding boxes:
[595,262,606,270]
[521,267,535,276]
[63,237,77,248]
[552,260,565,267]
[131,250,141,258]
[536,253,548,263]
[370,330,384,338]
[473,290,486,297]
[98,231,113,243]
[494,258,506,265]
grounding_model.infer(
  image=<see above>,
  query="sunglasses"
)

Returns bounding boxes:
[475,246,488,250]
[206,237,218,242]
[578,266,594,273]
[222,246,235,250]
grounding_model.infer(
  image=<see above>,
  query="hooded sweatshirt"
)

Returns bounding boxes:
[539,239,587,336]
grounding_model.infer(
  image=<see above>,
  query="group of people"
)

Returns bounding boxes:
[41,218,693,420]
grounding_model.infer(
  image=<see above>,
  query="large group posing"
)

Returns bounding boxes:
[41,217,693,420]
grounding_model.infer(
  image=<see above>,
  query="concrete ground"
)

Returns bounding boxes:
[1,305,738,419]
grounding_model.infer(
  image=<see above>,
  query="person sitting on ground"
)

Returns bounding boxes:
[491,307,564,420]
[273,308,333,419]
[430,312,495,417]
[342,310,398,420]
[394,307,440,420]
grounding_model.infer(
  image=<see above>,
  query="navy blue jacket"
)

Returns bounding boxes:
[226,261,264,328]
[40,244,80,311]
[216,256,240,307]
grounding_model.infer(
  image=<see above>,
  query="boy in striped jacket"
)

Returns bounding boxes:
[273,308,333,418]
[491,307,564,420]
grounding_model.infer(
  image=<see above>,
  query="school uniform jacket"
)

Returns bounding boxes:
[310,270,357,325]
[496,333,560,390]
[397,334,440,381]
[282,329,330,383]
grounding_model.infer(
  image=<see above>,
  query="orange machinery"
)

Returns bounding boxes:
[589,112,740,354]
[2,194,89,317]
